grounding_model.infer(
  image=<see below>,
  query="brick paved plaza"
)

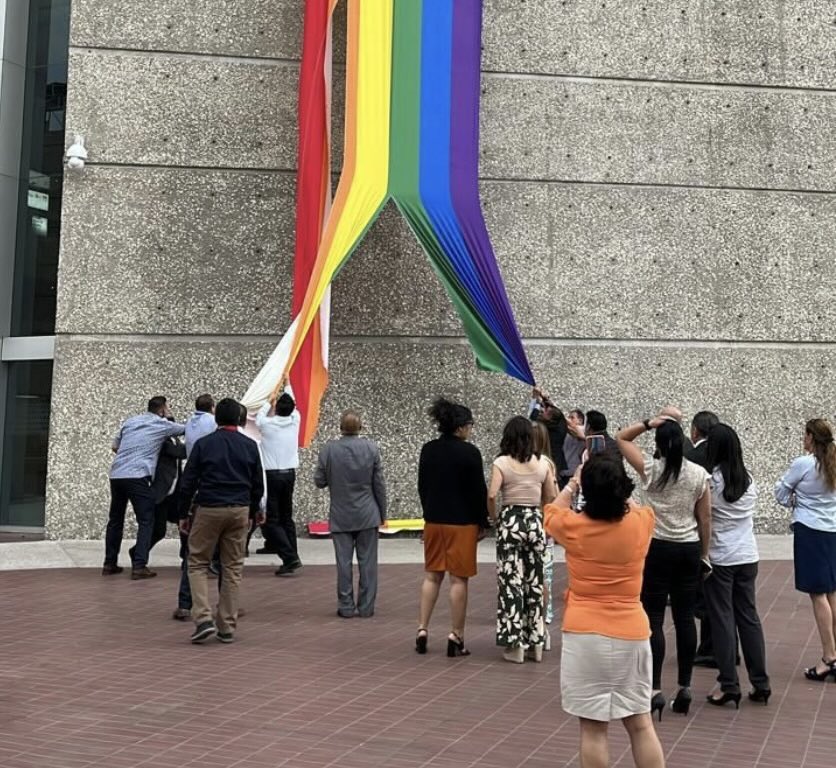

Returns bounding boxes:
[1,560,835,768]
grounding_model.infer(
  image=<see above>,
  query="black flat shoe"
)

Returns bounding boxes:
[706,692,741,709]
[748,688,771,705]
[446,632,470,657]
[670,687,692,715]
[804,657,836,681]
[415,628,428,655]
[650,692,666,721]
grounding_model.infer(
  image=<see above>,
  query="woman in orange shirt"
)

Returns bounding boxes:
[545,455,665,768]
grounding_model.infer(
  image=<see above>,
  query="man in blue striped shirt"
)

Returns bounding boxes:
[104,396,186,579]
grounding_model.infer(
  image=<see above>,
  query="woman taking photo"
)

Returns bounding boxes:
[617,412,711,718]
[545,455,665,768]
[775,418,836,681]
[703,424,771,707]
[488,417,556,663]
[416,397,488,657]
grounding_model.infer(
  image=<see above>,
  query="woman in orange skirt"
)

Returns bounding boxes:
[415,397,488,656]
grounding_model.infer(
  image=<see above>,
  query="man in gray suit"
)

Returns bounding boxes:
[314,410,387,618]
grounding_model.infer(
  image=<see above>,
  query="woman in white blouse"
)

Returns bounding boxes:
[775,419,836,681]
[703,424,770,707]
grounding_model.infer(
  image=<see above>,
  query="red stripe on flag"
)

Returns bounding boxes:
[289,1,332,446]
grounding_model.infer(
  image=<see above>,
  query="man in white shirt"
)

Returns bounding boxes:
[256,390,302,575]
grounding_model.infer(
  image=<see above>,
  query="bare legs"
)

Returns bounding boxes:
[623,714,666,768]
[417,571,469,643]
[449,574,468,639]
[579,714,665,768]
[418,571,443,631]
[577,715,665,768]
[578,719,609,768]
[810,592,836,674]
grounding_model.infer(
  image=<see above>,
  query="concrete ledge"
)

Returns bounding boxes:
[0,534,793,571]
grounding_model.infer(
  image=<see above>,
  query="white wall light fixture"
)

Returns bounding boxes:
[65,134,88,172]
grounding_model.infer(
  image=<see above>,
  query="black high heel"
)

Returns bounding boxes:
[748,688,771,705]
[804,657,836,681]
[670,687,692,715]
[415,628,428,655]
[706,692,741,709]
[446,632,471,657]
[650,692,666,721]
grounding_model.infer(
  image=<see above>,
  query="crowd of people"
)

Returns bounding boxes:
[103,387,836,768]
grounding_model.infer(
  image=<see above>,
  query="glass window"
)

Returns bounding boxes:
[0,360,54,527]
[11,0,71,336]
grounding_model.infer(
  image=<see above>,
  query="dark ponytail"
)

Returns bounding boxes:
[652,420,684,490]
[428,397,473,436]
[705,423,750,503]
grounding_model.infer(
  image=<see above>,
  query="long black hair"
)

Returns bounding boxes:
[652,420,685,490]
[706,423,751,503]
[428,397,473,436]
[499,416,533,463]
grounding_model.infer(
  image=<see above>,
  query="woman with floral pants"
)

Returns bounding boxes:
[488,417,557,663]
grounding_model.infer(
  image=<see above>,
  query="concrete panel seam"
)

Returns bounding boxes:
[483,70,836,97]
[58,334,836,352]
[67,44,307,69]
[81,164,836,199]
[479,176,836,198]
[86,161,297,176]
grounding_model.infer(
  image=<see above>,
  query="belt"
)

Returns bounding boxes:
[200,504,246,509]
[269,468,296,474]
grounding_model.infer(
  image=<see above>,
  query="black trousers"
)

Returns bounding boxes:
[105,477,155,569]
[641,538,701,689]
[149,495,175,554]
[262,469,298,564]
[703,562,770,694]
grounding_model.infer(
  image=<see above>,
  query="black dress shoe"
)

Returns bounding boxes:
[693,654,718,668]
[131,567,157,580]
[275,559,303,576]
[255,547,278,555]
[101,564,124,575]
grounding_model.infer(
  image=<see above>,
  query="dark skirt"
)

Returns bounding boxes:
[793,522,836,594]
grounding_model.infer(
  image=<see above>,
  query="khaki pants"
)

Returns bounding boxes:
[188,505,249,633]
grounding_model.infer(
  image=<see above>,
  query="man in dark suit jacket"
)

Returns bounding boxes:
[315,410,387,618]
[684,410,725,667]
[684,411,719,472]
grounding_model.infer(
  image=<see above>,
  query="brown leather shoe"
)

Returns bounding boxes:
[101,565,124,575]
[131,567,157,580]
[172,608,191,621]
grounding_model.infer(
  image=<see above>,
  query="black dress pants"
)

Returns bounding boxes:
[262,469,298,564]
[703,562,770,694]
[104,477,155,569]
[641,538,701,689]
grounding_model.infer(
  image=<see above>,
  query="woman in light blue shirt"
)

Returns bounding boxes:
[774,419,836,681]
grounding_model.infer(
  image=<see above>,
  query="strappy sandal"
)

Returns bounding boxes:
[446,632,471,657]
[804,656,836,681]
[415,627,428,655]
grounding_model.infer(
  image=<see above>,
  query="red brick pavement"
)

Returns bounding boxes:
[0,560,834,768]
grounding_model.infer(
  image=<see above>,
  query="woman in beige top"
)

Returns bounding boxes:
[488,416,557,663]
[617,410,710,719]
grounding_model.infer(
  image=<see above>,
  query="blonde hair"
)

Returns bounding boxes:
[531,420,552,461]
[806,419,836,491]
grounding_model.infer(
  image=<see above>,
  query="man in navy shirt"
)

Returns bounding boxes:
[178,398,265,644]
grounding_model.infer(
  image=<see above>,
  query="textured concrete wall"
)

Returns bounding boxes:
[48,1,836,538]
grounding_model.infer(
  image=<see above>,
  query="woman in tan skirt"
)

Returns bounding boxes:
[416,398,488,656]
[545,454,666,768]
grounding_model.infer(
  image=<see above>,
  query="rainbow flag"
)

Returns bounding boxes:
[243,0,534,444]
